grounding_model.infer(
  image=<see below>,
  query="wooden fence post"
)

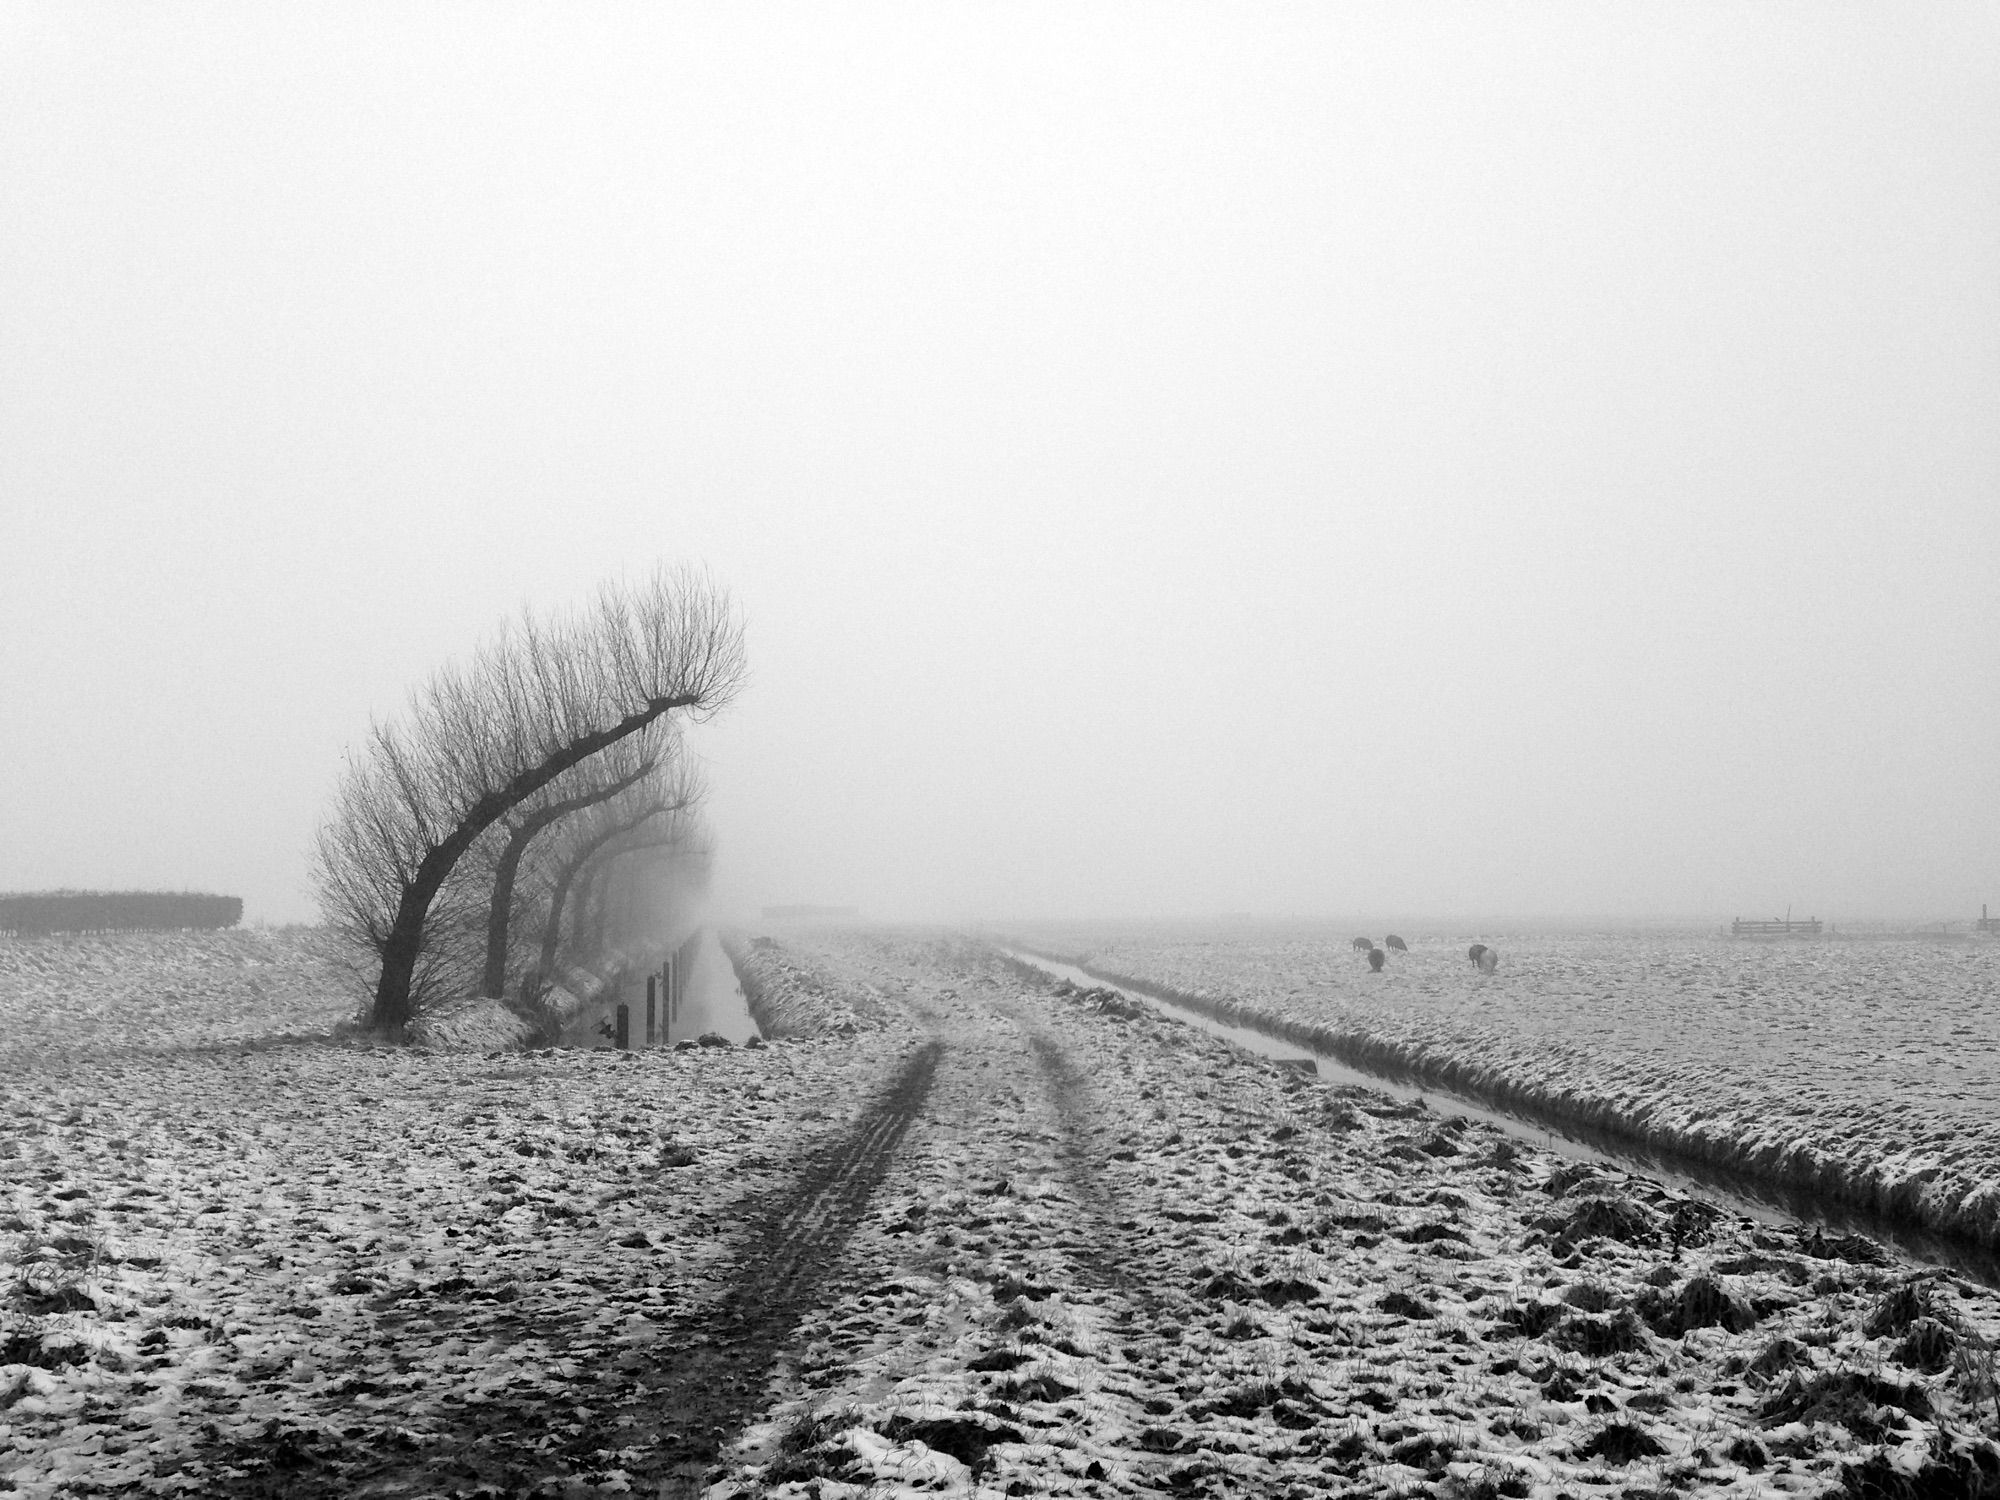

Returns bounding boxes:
[614,1003,629,1051]
[646,975,657,1046]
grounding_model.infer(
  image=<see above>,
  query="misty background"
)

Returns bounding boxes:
[2,5,1995,928]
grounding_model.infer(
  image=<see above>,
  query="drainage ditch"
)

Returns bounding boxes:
[1001,946,2000,1292]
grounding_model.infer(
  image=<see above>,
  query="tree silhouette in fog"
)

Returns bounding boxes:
[312,565,744,1038]
[476,729,671,1002]
[529,784,708,999]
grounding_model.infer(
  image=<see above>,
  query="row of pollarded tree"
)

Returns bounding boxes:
[311,565,747,1039]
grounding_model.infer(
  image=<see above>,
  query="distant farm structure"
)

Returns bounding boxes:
[0,890,243,935]
[1980,904,2000,935]
[1731,916,1823,937]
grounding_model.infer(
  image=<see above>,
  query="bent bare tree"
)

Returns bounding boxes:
[529,788,703,991]
[476,728,691,1000]
[580,828,714,959]
[313,565,745,1037]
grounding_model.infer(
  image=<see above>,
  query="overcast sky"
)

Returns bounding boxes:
[3,4,1995,928]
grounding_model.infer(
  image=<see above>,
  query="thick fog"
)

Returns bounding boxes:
[3,6,1995,927]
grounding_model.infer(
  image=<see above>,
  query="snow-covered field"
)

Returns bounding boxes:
[0,929,912,1496]
[1005,924,2000,1256]
[5,925,2000,1497]
[0,929,356,1060]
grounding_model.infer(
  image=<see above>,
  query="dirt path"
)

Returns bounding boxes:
[719,963,1286,1494]
[633,1040,944,1497]
[1017,1019,1173,1322]
[691,933,2000,1499]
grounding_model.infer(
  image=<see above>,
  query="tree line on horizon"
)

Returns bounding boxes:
[0,891,243,935]
[312,564,747,1040]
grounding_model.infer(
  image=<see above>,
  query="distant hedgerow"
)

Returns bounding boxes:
[0,891,242,935]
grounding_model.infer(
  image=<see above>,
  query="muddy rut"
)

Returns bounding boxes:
[636,1039,945,1496]
[188,1040,945,1499]
[1019,1020,1178,1323]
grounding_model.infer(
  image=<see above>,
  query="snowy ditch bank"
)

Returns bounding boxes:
[535,928,763,1052]
[723,931,898,1040]
[1000,945,2000,1291]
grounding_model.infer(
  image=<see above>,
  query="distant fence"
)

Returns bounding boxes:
[1730,917,1822,937]
[0,891,243,935]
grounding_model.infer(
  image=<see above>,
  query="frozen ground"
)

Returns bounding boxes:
[4,927,1999,1497]
[0,929,354,1060]
[1005,925,2000,1255]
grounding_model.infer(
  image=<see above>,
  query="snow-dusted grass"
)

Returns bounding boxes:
[723,931,894,1039]
[8,926,2000,1497]
[1011,925,2000,1254]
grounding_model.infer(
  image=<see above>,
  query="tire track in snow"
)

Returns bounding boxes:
[721,989,1198,1496]
[1017,1021,1175,1321]
[631,1036,945,1496]
[196,1039,945,1500]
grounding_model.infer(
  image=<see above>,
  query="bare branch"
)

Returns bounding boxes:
[311,565,744,1037]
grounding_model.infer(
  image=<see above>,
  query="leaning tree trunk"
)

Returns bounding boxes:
[368,693,697,1037]
[482,832,540,1004]
[529,806,672,998]
[576,866,607,960]
[535,854,593,991]
[480,760,653,1000]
